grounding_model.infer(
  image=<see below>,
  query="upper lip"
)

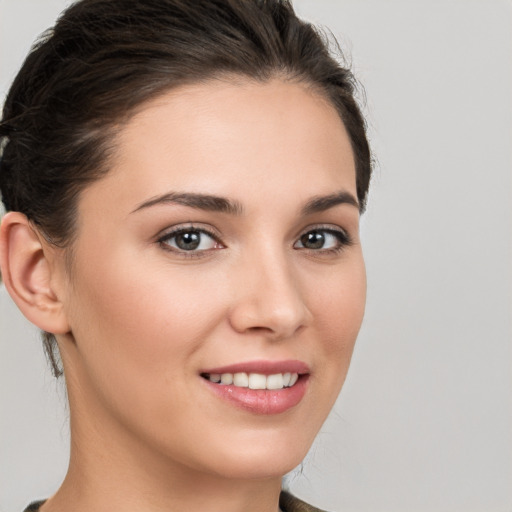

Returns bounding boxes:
[201,359,310,376]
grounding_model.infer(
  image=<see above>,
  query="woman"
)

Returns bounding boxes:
[0,1,371,511]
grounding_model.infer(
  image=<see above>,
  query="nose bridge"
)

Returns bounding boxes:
[228,241,311,338]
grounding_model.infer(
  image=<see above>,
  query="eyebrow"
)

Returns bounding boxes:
[131,192,244,215]
[300,191,360,215]
[131,190,359,215]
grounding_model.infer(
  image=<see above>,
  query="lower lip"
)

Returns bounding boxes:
[202,375,309,415]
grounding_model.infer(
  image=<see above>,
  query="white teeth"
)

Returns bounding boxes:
[233,372,249,387]
[266,373,284,390]
[248,373,267,389]
[221,373,233,385]
[208,372,300,390]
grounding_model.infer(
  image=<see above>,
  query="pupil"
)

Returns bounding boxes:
[302,231,324,249]
[176,231,200,250]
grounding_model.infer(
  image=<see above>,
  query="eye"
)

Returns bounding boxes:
[294,228,351,252]
[158,227,222,253]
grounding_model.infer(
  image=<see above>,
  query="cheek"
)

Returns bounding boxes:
[65,247,227,399]
[306,255,366,396]
[313,257,366,348]
[72,245,220,338]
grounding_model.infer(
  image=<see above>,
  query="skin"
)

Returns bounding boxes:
[0,78,366,512]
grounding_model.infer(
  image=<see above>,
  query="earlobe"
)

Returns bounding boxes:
[0,212,70,334]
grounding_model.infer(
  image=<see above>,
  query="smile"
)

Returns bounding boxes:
[202,372,299,390]
[199,360,310,414]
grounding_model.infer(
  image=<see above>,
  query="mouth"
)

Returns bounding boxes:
[199,360,310,415]
[201,371,300,390]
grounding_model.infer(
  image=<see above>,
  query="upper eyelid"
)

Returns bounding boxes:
[156,224,221,242]
[296,223,351,238]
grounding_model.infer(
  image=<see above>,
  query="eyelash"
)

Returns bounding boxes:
[156,224,353,258]
[295,225,353,255]
[157,225,222,259]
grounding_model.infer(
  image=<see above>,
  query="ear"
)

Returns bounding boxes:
[0,212,70,334]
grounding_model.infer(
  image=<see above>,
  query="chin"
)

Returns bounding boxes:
[209,455,305,481]
[194,430,314,481]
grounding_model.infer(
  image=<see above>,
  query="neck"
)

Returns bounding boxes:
[47,467,283,512]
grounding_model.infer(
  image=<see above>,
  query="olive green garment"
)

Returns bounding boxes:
[24,491,329,512]
[280,491,329,512]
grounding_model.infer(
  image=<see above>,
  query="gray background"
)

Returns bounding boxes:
[1,0,511,511]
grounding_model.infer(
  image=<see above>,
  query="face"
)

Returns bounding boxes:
[57,78,366,481]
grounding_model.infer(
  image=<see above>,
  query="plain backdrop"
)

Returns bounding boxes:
[1,1,511,511]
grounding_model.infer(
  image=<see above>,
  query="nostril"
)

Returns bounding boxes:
[247,325,274,333]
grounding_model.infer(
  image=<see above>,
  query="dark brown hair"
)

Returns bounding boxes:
[0,0,372,377]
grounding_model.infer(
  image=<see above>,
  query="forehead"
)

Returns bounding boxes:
[81,78,357,216]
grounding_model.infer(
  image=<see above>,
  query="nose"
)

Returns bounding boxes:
[228,250,312,340]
